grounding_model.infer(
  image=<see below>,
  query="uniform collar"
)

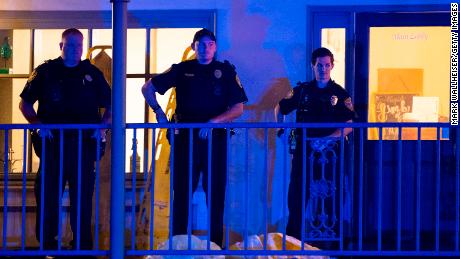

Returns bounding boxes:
[194,58,216,66]
[311,79,335,89]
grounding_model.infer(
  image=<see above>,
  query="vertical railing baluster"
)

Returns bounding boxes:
[225,128,230,250]
[263,128,268,251]
[94,127,101,251]
[378,127,383,251]
[416,126,422,251]
[282,127,288,251]
[57,129,64,251]
[435,127,441,251]
[150,127,156,250]
[397,127,402,251]
[131,128,137,251]
[3,129,9,250]
[206,126,212,250]
[301,127,306,251]
[187,128,193,250]
[76,129,83,250]
[168,127,175,251]
[359,127,364,251]
[244,128,249,251]
[21,129,27,250]
[39,129,46,251]
[340,128,345,251]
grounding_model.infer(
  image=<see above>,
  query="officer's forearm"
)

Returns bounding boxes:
[141,79,161,110]
[210,103,244,123]
[274,104,284,123]
[101,106,112,124]
[19,99,40,124]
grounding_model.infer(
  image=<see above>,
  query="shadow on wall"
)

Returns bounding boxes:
[223,0,294,245]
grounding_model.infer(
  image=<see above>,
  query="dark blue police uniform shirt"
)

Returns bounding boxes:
[20,57,111,124]
[279,79,355,137]
[151,59,248,122]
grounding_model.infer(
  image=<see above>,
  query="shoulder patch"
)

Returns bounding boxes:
[285,89,294,99]
[235,75,243,88]
[27,61,52,83]
[27,69,38,83]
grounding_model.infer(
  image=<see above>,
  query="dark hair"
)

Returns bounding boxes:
[311,47,334,66]
[62,28,83,39]
[192,28,216,43]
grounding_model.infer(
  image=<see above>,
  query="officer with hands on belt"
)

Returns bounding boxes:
[19,28,112,251]
[141,28,248,246]
[275,47,355,240]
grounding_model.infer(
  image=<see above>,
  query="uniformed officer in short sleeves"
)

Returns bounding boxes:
[276,47,355,240]
[19,28,112,250]
[141,28,248,246]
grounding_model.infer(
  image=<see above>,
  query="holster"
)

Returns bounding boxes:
[30,129,42,158]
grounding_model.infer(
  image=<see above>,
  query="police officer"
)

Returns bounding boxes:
[19,28,112,250]
[276,47,354,240]
[141,28,248,246]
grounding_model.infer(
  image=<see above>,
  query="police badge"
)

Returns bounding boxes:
[85,74,93,82]
[331,95,338,106]
[214,69,222,79]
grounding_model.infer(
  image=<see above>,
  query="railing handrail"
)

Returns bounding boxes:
[0,122,452,130]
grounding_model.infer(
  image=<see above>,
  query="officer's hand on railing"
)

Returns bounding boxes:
[276,128,285,138]
[155,109,168,123]
[92,128,107,141]
[92,129,107,160]
[37,128,53,139]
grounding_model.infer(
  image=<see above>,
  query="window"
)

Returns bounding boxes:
[0,10,215,174]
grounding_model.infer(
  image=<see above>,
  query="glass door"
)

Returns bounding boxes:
[355,12,450,140]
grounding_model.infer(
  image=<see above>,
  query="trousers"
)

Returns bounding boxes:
[171,129,227,246]
[34,131,96,250]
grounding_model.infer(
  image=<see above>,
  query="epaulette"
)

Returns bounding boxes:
[41,58,61,71]
[45,58,60,65]
[28,58,57,83]
[35,59,56,73]
[224,60,236,70]
[40,59,54,67]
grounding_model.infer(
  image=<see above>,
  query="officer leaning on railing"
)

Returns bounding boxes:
[274,47,356,240]
[141,28,248,247]
[18,28,111,252]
